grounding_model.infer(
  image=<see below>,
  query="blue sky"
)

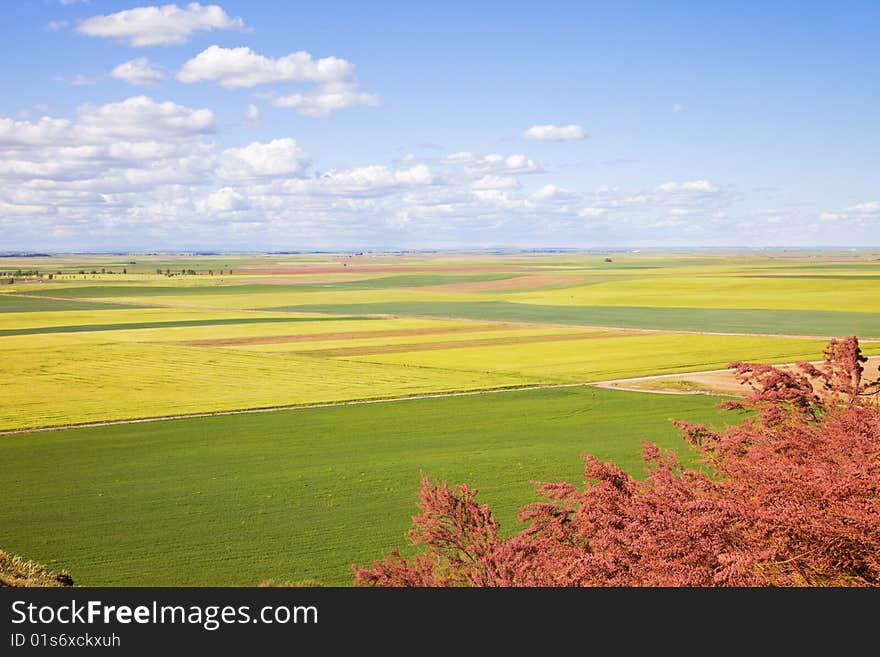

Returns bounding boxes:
[0,1,877,251]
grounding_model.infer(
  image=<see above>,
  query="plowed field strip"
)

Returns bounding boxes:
[300,331,624,357]
[173,323,522,347]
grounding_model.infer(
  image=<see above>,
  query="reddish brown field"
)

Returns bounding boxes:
[238,265,530,275]
[300,330,624,358]
[173,323,521,347]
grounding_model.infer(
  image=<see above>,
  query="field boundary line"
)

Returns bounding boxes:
[0,381,599,436]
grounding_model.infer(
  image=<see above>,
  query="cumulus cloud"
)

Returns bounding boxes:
[75,96,214,140]
[0,96,215,203]
[657,180,719,193]
[111,58,166,87]
[301,164,433,195]
[532,184,573,200]
[443,152,541,175]
[849,201,880,213]
[198,186,249,213]
[471,175,519,191]
[821,201,880,223]
[216,139,311,181]
[271,82,380,118]
[523,124,586,141]
[77,3,244,47]
[177,45,353,87]
[177,46,378,117]
[0,99,751,250]
[245,103,261,123]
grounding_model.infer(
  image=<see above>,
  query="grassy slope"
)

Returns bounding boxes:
[0,387,728,586]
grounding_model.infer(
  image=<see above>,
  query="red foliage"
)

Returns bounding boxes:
[354,337,880,587]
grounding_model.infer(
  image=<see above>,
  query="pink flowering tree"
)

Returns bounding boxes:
[355,337,880,587]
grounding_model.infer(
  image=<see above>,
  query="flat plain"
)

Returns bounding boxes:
[2,251,878,584]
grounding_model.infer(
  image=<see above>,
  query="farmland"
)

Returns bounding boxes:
[2,251,879,585]
[0,386,728,586]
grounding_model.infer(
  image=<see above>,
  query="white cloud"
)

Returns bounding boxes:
[45,20,69,32]
[75,96,214,141]
[310,164,433,193]
[523,124,586,141]
[59,0,89,5]
[532,184,574,200]
[0,97,215,201]
[178,45,353,87]
[471,175,519,191]
[70,74,99,86]
[216,139,311,181]
[658,180,718,193]
[442,151,475,164]
[445,152,540,175]
[111,58,166,87]
[77,3,244,47]
[198,186,249,213]
[849,201,880,213]
[177,46,377,117]
[0,101,757,250]
[271,82,379,118]
[672,103,684,113]
[245,103,261,123]
[820,201,880,224]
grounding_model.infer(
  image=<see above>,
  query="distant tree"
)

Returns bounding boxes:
[355,337,880,587]
[123,268,127,274]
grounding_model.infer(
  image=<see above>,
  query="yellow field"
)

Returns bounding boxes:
[508,276,880,312]
[342,333,875,382]
[4,252,879,432]
[5,301,876,430]
[0,337,531,431]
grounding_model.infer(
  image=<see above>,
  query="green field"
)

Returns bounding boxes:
[2,251,878,586]
[0,386,728,586]
[283,301,880,337]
